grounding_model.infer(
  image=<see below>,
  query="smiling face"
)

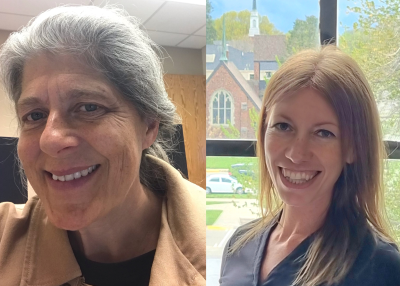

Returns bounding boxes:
[17,53,158,230]
[264,87,350,209]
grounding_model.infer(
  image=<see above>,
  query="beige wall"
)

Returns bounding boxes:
[162,46,204,76]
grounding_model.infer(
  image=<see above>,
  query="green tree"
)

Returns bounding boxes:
[286,15,319,58]
[220,120,240,139]
[339,0,400,137]
[214,11,282,41]
[206,0,217,44]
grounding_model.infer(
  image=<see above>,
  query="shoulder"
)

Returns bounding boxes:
[0,196,41,242]
[221,217,267,266]
[0,197,38,225]
[227,218,263,246]
[219,218,271,285]
[372,236,400,272]
[350,231,400,285]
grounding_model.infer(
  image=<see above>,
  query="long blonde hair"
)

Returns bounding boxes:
[230,45,395,286]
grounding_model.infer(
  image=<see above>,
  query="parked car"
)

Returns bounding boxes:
[206,174,243,194]
[231,163,255,178]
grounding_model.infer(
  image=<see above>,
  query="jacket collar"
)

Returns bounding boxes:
[21,156,205,286]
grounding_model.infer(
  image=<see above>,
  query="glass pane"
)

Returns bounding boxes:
[213,97,218,108]
[206,0,319,140]
[213,108,218,124]
[338,1,400,244]
[226,109,231,122]
[221,178,231,183]
[226,97,231,108]
[206,0,320,283]
[206,156,259,283]
[338,0,400,142]
[219,108,225,123]
[219,92,225,108]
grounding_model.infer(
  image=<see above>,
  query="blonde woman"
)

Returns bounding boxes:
[219,46,400,286]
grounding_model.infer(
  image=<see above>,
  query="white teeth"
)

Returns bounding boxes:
[281,168,318,184]
[51,165,98,181]
[65,174,74,181]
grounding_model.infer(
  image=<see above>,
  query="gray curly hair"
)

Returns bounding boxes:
[0,5,179,193]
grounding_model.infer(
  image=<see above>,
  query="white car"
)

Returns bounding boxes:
[206,174,243,194]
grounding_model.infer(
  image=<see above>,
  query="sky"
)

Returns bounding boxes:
[209,0,363,35]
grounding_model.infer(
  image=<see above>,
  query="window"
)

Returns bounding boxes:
[211,90,233,125]
[206,1,320,284]
[210,177,220,182]
[221,177,231,183]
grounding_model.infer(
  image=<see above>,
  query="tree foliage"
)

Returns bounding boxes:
[206,0,217,44]
[339,0,400,138]
[214,11,282,41]
[286,15,319,58]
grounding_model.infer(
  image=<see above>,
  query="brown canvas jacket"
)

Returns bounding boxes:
[0,156,206,286]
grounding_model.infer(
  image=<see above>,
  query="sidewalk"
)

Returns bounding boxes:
[206,199,259,228]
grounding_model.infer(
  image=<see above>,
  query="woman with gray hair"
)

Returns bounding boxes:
[0,5,205,286]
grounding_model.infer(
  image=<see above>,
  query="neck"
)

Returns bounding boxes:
[275,195,331,243]
[69,184,162,263]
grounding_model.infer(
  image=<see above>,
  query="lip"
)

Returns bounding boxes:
[45,164,100,192]
[47,165,99,176]
[278,167,321,190]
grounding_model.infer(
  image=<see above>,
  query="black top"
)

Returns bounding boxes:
[220,218,400,286]
[73,248,156,286]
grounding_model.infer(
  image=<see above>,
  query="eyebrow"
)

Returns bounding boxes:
[273,114,339,128]
[17,88,115,113]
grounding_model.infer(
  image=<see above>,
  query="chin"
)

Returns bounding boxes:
[45,205,95,231]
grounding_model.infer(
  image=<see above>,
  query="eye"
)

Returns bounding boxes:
[79,104,98,112]
[26,112,45,121]
[273,122,291,131]
[316,129,335,138]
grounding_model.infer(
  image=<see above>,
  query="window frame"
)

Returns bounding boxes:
[209,89,235,126]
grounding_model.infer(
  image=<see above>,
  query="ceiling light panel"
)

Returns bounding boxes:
[92,0,165,23]
[145,1,205,35]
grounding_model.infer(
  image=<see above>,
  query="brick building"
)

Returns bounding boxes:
[206,0,286,139]
[206,61,261,139]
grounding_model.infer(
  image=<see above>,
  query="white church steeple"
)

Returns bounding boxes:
[248,0,260,37]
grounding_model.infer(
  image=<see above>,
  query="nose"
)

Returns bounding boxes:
[39,112,80,157]
[285,136,313,164]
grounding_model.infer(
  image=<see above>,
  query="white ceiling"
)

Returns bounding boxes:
[0,0,206,49]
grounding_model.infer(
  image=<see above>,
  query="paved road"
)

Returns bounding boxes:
[206,199,259,286]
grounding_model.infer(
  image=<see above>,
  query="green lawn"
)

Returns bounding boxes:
[206,156,258,169]
[206,193,257,199]
[206,210,223,225]
[206,201,232,205]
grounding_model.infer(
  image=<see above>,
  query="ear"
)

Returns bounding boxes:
[142,120,160,150]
